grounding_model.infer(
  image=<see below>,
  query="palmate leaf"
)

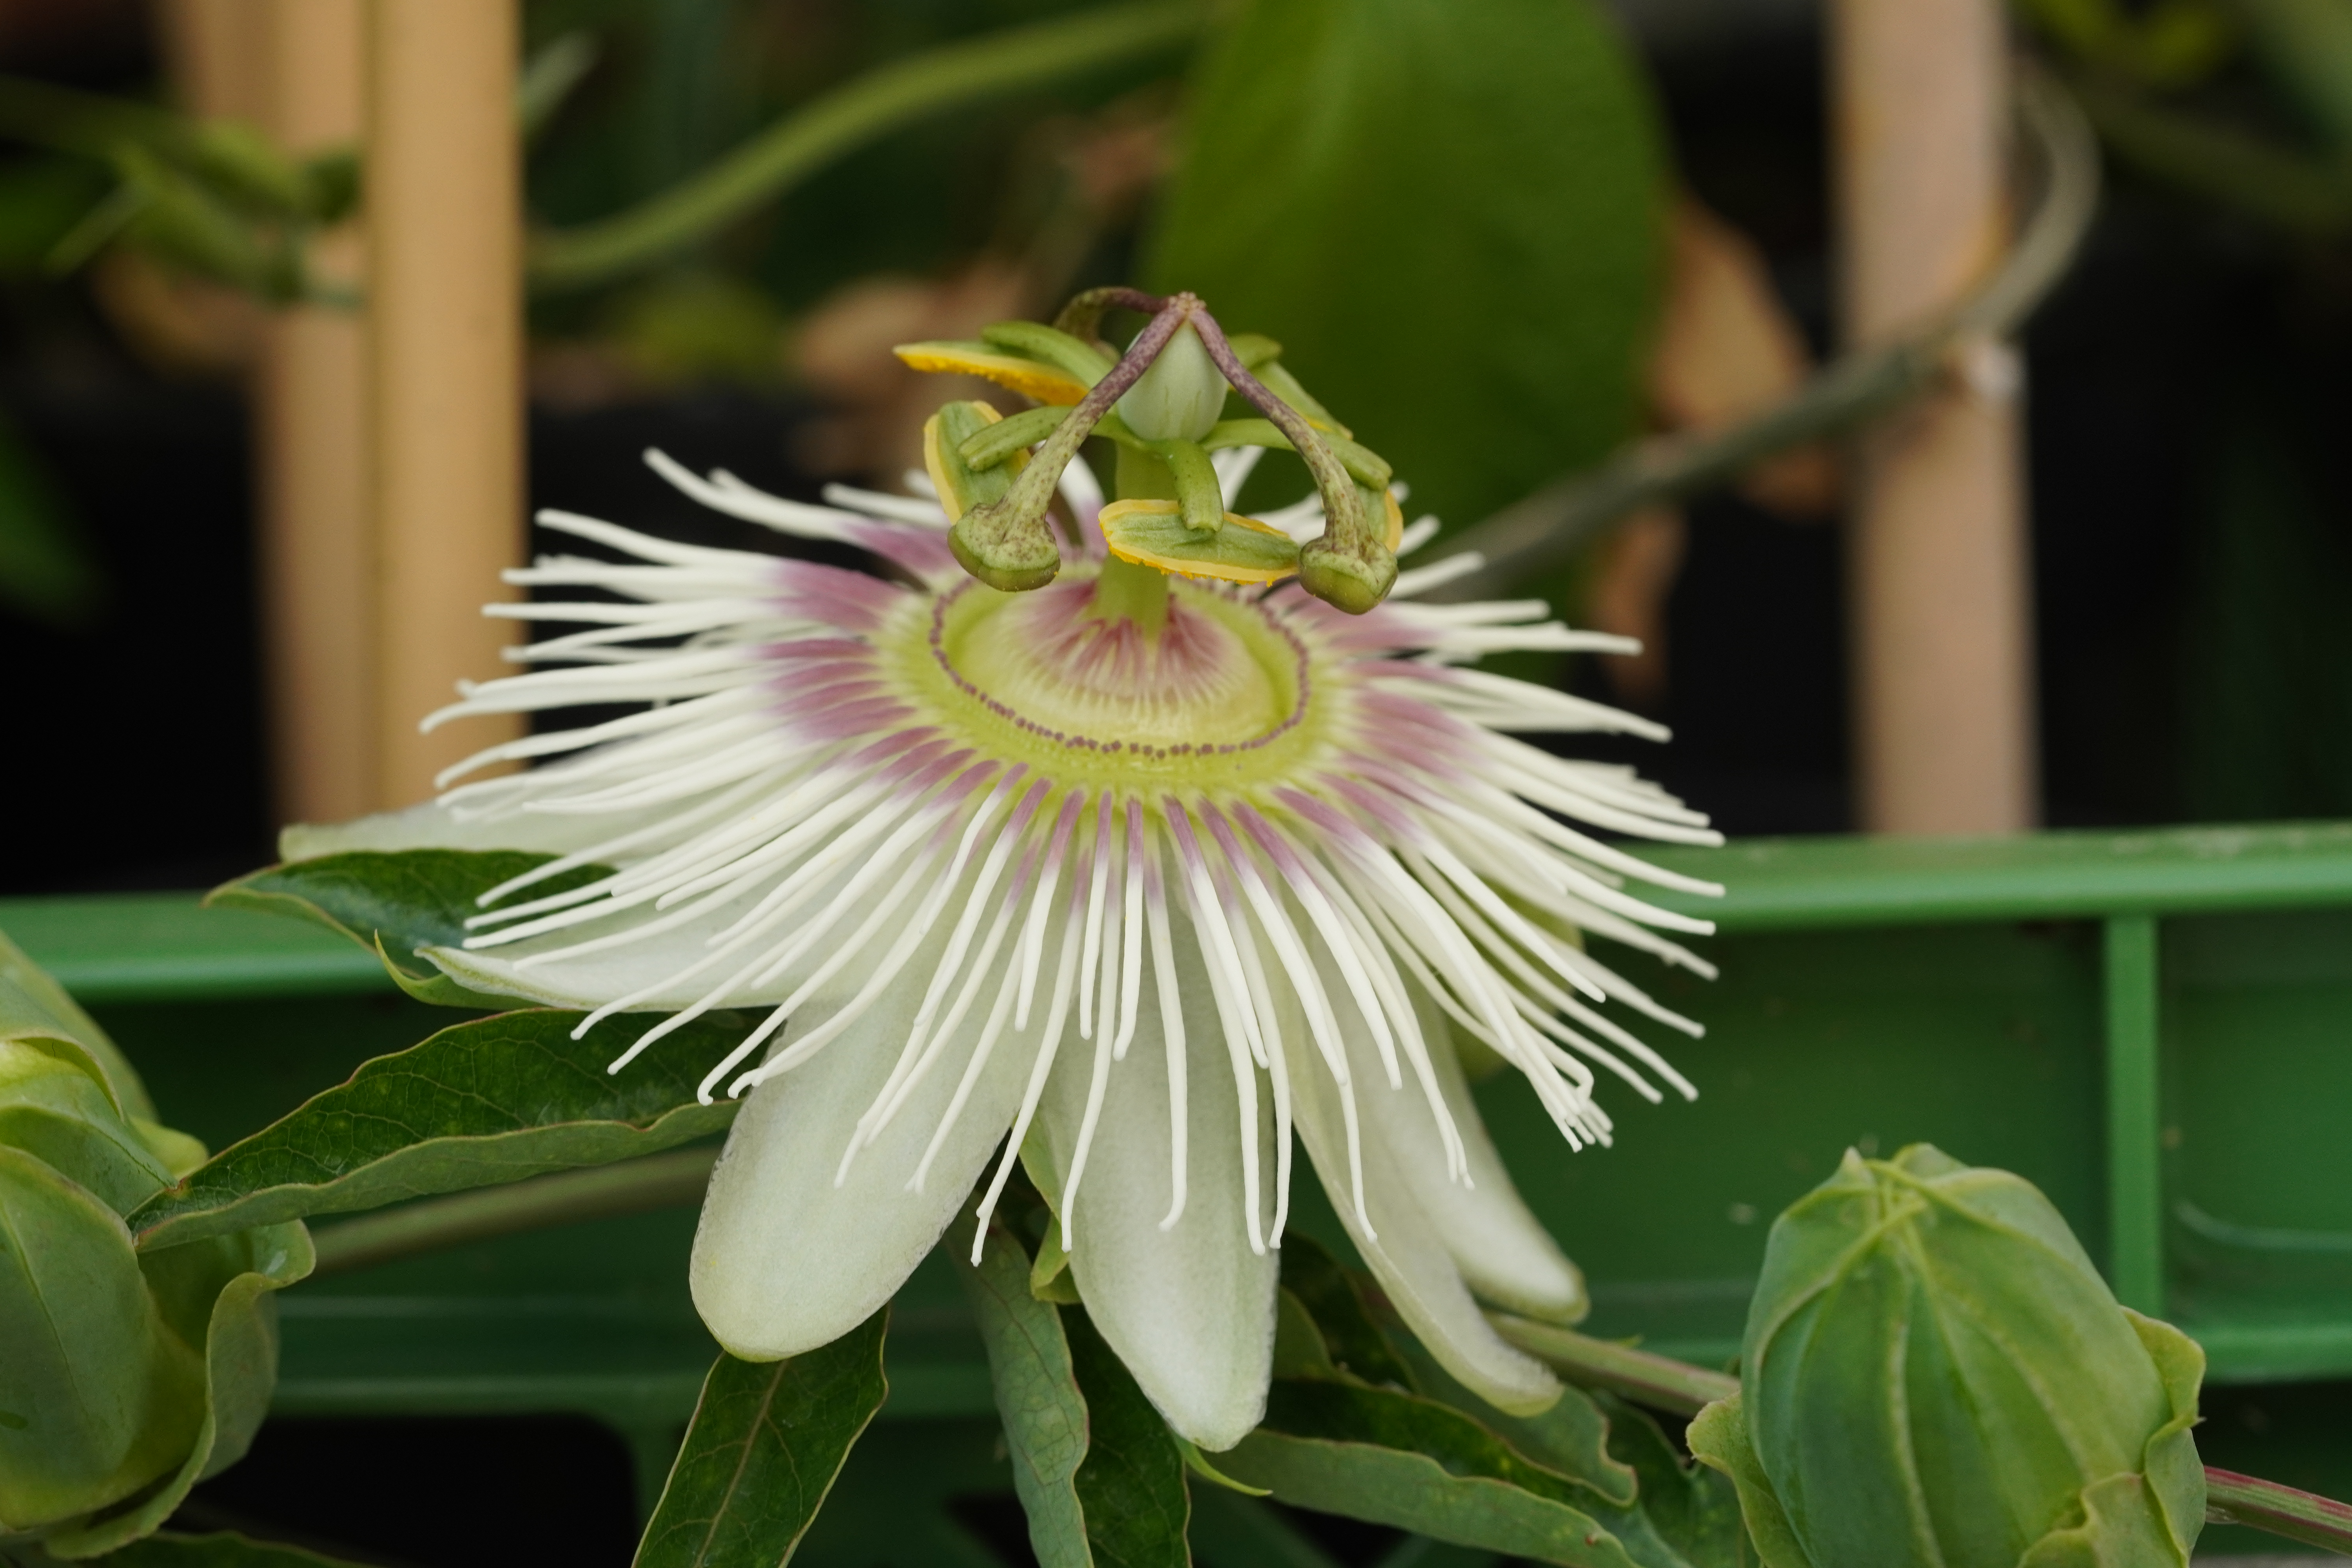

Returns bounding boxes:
[635,1312,890,1568]
[127,1009,749,1250]
[210,851,613,1008]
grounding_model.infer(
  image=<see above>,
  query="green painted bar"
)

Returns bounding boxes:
[2102,915,2165,1315]
[8,821,2352,1430]
[1643,822,2352,931]
[0,891,389,1002]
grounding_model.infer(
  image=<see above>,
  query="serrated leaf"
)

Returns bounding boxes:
[209,851,613,1008]
[128,1009,749,1250]
[70,1530,375,1566]
[1148,0,1665,534]
[1064,1307,1191,1568]
[634,1314,889,1568]
[1217,1377,1646,1568]
[962,1224,1092,1568]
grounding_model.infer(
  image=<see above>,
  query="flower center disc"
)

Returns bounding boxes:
[902,572,1320,787]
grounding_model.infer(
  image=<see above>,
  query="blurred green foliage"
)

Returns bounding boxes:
[1147,0,1665,534]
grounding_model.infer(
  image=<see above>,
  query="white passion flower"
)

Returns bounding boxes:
[287,324,1724,1453]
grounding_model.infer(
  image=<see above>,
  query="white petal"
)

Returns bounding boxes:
[1025,910,1277,1451]
[1288,971,1563,1416]
[689,917,1033,1359]
[1400,982,1588,1323]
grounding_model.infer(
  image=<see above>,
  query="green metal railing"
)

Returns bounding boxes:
[7,820,2352,1501]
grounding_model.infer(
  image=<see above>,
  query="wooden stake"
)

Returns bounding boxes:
[1833,0,2038,833]
[367,0,524,807]
[257,0,376,826]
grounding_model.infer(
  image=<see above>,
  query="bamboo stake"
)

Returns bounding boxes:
[1833,0,2038,834]
[258,0,375,825]
[367,0,524,807]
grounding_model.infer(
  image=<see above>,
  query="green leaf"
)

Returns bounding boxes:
[127,1009,750,1250]
[66,1530,375,1566]
[1591,1392,1754,1568]
[1277,1234,1415,1390]
[42,1222,315,1558]
[1217,1378,1646,1568]
[1064,1307,1191,1568]
[1,930,154,1122]
[1388,1332,1638,1512]
[961,1224,1092,1568]
[634,1313,889,1568]
[209,851,614,1009]
[1147,0,1665,534]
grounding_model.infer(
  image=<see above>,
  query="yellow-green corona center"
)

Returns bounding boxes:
[879,567,1333,792]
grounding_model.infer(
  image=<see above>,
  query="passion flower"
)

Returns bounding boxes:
[288,294,1724,1450]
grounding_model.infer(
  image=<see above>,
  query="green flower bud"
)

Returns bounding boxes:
[0,934,312,1553]
[1690,1145,2206,1568]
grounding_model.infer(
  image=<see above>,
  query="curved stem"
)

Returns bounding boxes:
[2204,1468,2352,1555]
[526,0,1209,290]
[305,1145,720,1278]
[1426,67,2102,604]
[1488,1313,1738,1416]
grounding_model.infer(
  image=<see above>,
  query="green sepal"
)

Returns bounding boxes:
[980,320,1116,388]
[41,1221,316,1559]
[0,1040,176,1215]
[1029,1218,1082,1305]
[1688,1393,1811,1568]
[958,403,1069,471]
[2016,1314,2207,1568]
[2,930,154,1121]
[1201,417,1393,488]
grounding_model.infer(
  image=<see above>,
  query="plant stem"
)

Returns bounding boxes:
[1498,1311,2352,1557]
[2204,1468,2352,1555]
[306,1145,720,1278]
[1426,68,2102,603]
[526,0,1208,290]
[1487,1314,1738,1416]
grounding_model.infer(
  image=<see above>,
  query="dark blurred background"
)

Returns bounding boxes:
[2,0,2348,893]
